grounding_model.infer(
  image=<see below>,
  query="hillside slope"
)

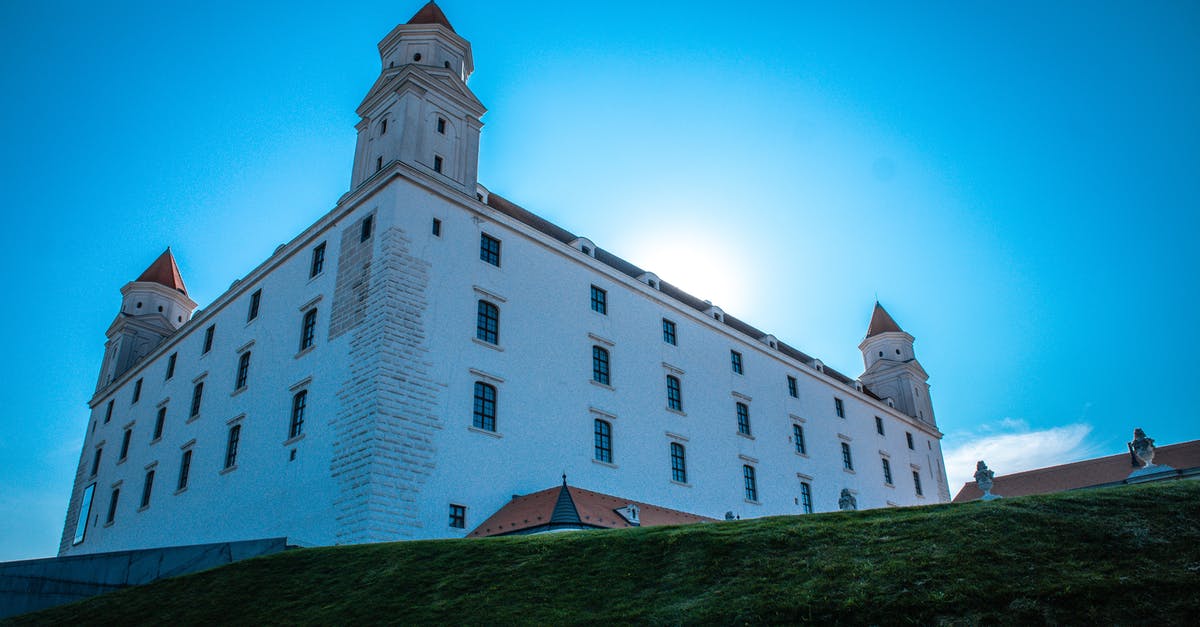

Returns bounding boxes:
[10,481,1200,625]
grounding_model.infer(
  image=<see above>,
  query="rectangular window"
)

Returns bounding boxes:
[153,407,166,440]
[300,308,318,351]
[882,458,893,485]
[480,233,501,266]
[787,376,798,398]
[793,424,806,455]
[476,300,499,345]
[473,382,497,432]
[290,390,307,439]
[913,471,924,496]
[666,375,682,411]
[104,399,114,423]
[380,118,387,134]
[670,442,687,483]
[235,351,251,390]
[432,218,442,236]
[437,117,447,134]
[730,350,743,374]
[736,402,751,435]
[119,428,132,461]
[190,381,204,418]
[906,432,914,450]
[310,242,326,278]
[177,449,192,490]
[375,156,383,172]
[800,482,813,514]
[433,155,444,173]
[72,484,95,545]
[90,448,102,477]
[590,285,607,314]
[105,488,120,524]
[360,215,374,242]
[132,378,143,403]
[662,319,677,345]
[743,465,758,502]
[594,419,612,463]
[592,346,610,385]
[449,504,466,529]
[834,397,845,418]
[140,470,155,508]
[225,424,241,469]
[247,289,261,322]
[875,416,885,435]
[842,442,854,471]
[166,353,177,380]
[202,325,215,354]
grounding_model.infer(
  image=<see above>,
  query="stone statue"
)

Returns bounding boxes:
[1128,428,1156,469]
[838,488,857,511]
[974,460,999,500]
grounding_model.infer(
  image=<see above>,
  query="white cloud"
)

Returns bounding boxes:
[942,422,1101,493]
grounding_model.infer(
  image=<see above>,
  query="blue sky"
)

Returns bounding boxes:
[1,1,1197,562]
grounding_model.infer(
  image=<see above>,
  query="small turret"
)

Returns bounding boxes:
[857,302,935,425]
[96,249,197,390]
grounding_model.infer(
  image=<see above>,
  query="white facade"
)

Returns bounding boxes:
[59,3,950,556]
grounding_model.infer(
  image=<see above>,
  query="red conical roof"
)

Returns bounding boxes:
[136,248,188,295]
[407,1,455,32]
[866,302,904,337]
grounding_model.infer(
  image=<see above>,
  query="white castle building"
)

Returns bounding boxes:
[59,2,950,555]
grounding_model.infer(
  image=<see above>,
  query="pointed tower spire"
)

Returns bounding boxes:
[865,301,903,338]
[407,1,455,32]
[135,248,188,295]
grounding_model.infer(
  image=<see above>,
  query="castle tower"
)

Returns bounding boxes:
[96,249,197,390]
[349,1,486,195]
[857,302,936,426]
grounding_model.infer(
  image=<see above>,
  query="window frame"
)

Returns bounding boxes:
[592,346,610,385]
[476,300,499,345]
[202,325,215,354]
[736,402,751,435]
[743,465,758,502]
[290,390,307,439]
[153,407,166,441]
[165,353,177,380]
[666,375,682,411]
[300,308,318,351]
[793,424,806,455]
[472,381,497,432]
[882,458,894,485]
[132,378,143,403]
[310,242,327,278]
[730,350,744,375]
[247,289,262,322]
[590,285,607,315]
[449,503,466,529]
[140,469,155,509]
[662,318,677,345]
[593,419,613,463]
[800,481,813,514]
[906,432,915,449]
[913,471,924,496]
[841,442,854,471]
[875,416,885,435]
[479,233,501,267]
[787,376,798,398]
[224,424,241,469]
[834,397,845,418]
[177,449,192,491]
[670,442,687,483]
[105,488,120,524]
[119,428,132,461]
[235,351,251,391]
[360,215,374,242]
[190,381,204,418]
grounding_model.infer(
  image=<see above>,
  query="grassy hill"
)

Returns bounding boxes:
[10,481,1200,625]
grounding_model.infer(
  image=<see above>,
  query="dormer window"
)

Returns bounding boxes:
[437,117,447,134]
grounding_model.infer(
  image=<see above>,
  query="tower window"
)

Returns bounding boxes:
[594,419,612,463]
[432,218,442,236]
[662,319,677,345]
[166,353,177,380]
[190,381,204,418]
[472,382,497,432]
[736,402,751,436]
[202,325,215,354]
[433,155,444,173]
[413,53,422,62]
[743,465,758,502]
[834,397,845,418]
[842,442,854,471]
[105,488,120,524]
[140,470,155,509]
[290,390,307,439]
[793,424,806,455]
[119,428,132,461]
[247,289,261,322]
[913,471,924,496]
[670,442,687,483]
[177,449,192,490]
[376,156,383,172]
[132,378,143,404]
[300,308,318,351]
[882,458,894,485]
[875,416,885,435]
[72,484,95,545]
[380,118,387,135]
[361,215,374,242]
[592,346,610,385]
[437,117,446,134]
[235,352,251,391]
[590,285,607,314]
[730,350,743,375]
[666,375,682,411]
[224,424,241,469]
[800,482,813,514]
[906,432,914,450]
[153,407,166,441]
[310,242,326,278]
[787,376,798,398]
[480,233,501,266]
[476,300,499,345]
[90,448,103,477]
[449,504,466,529]
[104,399,114,423]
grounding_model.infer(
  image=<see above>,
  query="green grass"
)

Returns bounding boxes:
[10,481,1200,625]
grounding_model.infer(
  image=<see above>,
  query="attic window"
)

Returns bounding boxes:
[437,117,447,134]
[648,280,657,288]
[581,246,592,255]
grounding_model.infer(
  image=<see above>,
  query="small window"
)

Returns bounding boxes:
[247,289,261,322]
[437,117,447,134]
[476,300,499,345]
[225,424,241,469]
[666,375,682,411]
[730,351,743,375]
[433,155,444,173]
[190,381,204,418]
[592,346,610,385]
[590,285,607,315]
[153,407,166,440]
[670,442,687,483]
[662,319,677,345]
[132,378,143,404]
[90,448,103,477]
[140,470,155,508]
[235,352,251,391]
[104,399,113,423]
[906,432,914,450]
[299,308,318,351]
[800,482,813,514]
[882,458,893,485]
[473,382,497,432]
[787,376,798,398]
[361,215,374,242]
[913,471,924,496]
[449,504,466,529]
[875,416,885,435]
[736,402,751,435]
[105,488,120,524]
[793,424,806,455]
[310,242,327,278]
[743,465,758,502]
[432,218,442,236]
[165,353,177,380]
[376,156,383,172]
[594,419,612,463]
[72,484,95,545]
[834,397,845,419]
[119,428,132,461]
[842,442,854,471]
[202,325,215,354]
[480,233,501,267]
[177,449,193,490]
[290,390,307,438]
[380,118,388,135]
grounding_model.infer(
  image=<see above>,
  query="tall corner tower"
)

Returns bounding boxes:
[857,302,936,427]
[349,1,486,196]
[96,248,196,390]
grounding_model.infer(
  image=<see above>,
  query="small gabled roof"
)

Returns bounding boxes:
[407,1,455,32]
[135,248,188,295]
[866,302,904,338]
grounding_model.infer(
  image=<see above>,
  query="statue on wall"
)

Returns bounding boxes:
[1128,428,1156,469]
[838,488,857,511]
[974,460,999,500]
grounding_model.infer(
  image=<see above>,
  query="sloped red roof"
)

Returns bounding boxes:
[952,439,1200,502]
[469,483,714,538]
[135,248,188,295]
[866,302,904,337]
[407,1,455,32]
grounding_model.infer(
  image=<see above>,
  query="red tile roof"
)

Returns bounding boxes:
[469,482,714,538]
[952,439,1200,502]
[135,248,188,295]
[866,302,904,337]
[407,1,455,32]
